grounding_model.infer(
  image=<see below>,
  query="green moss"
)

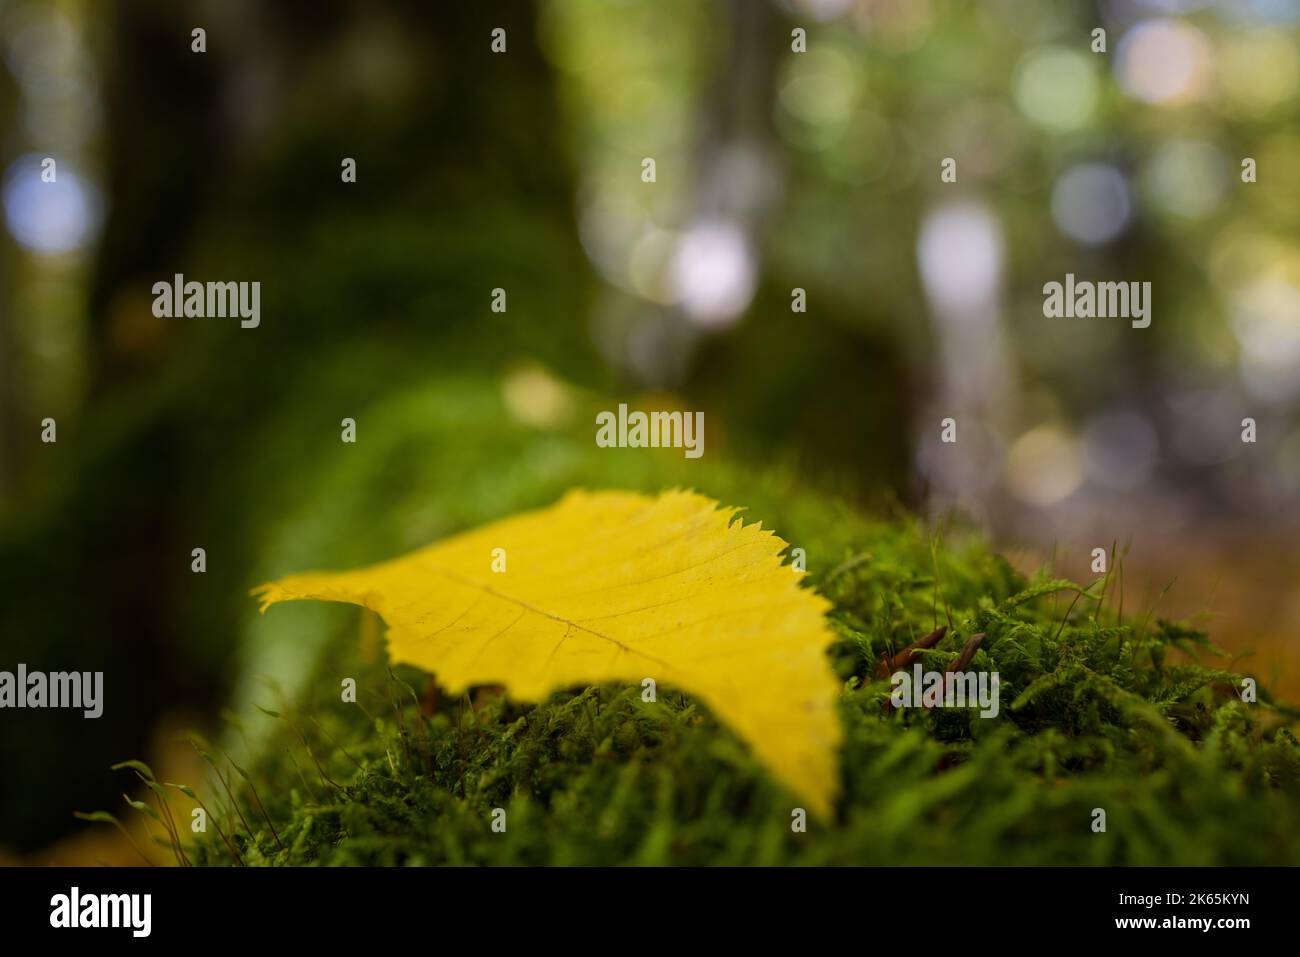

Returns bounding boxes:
[86,372,1298,865]
[175,505,1300,866]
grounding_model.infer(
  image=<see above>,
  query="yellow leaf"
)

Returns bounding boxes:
[252,489,841,815]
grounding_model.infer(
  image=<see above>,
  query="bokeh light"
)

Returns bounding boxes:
[2,154,100,255]
[917,201,1004,312]
[1051,163,1132,246]
[1116,18,1213,105]
[1217,30,1300,114]
[1232,274,1300,402]
[1004,424,1084,507]
[776,45,860,151]
[1082,410,1160,490]
[670,219,758,328]
[1013,47,1099,133]
[1140,139,1229,219]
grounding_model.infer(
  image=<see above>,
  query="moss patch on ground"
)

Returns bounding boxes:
[177,517,1299,866]
[90,373,1300,865]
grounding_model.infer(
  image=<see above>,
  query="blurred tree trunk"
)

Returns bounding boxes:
[2,0,584,854]
[685,0,911,497]
[87,0,226,389]
[0,56,21,494]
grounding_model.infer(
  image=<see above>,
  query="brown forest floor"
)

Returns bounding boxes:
[1004,524,1300,705]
